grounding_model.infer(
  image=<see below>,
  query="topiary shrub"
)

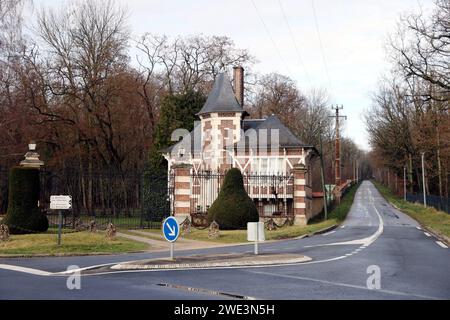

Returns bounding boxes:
[207,168,259,230]
[3,167,48,234]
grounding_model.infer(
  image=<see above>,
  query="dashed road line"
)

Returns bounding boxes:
[424,232,431,237]
[436,241,448,249]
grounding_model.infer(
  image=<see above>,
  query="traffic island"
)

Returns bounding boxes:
[109,252,312,271]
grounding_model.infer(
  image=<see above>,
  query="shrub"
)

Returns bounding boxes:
[3,167,48,234]
[207,168,259,230]
[142,169,170,223]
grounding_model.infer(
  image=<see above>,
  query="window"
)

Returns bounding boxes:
[252,158,284,174]
[268,158,284,174]
[260,158,268,174]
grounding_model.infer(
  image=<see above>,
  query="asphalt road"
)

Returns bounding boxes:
[1,181,449,300]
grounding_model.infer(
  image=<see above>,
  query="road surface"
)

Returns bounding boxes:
[1,181,449,299]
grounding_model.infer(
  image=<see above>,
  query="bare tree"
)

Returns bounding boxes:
[136,34,255,95]
[391,0,450,103]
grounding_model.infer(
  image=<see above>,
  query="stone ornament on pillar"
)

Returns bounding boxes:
[20,141,44,169]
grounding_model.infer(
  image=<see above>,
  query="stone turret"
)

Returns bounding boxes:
[197,72,247,171]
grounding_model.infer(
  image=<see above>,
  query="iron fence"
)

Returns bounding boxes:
[406,193,450,214]
[190,171,294,218]
[0,167,173,229]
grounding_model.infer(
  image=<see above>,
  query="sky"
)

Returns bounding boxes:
[27,0,435,151]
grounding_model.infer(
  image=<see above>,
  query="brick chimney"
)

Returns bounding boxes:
[233,66,244,107]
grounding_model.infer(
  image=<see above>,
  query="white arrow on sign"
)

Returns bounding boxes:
[167,223,176,236]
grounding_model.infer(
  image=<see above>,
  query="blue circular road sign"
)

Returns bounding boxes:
[162,216,180,242]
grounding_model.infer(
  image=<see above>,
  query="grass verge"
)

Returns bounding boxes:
[373,180,450,241]
[0,231,149,256]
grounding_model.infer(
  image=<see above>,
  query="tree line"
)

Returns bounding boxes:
[366,0,450,200]
[0,0,368,214]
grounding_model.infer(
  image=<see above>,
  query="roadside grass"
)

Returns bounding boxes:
[0,231,149,256]
[180,219,338,244]
[327,182,360,223]
[121,220,337,243]
[172,183,360,244]
[373,180,450,240]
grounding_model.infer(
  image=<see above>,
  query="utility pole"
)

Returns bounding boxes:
[330,105,347,188]
[319,131,328,220]
[395,173,398,193]
[387,168,390,189]
[353,159,356,182]
[421,152,427,207]
[403,165,407,201]
[356,161,359,182]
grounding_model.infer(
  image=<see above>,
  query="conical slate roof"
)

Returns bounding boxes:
[197,73,244,115]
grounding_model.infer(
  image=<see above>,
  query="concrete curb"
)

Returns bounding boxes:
[293,224,339,240]
[110,255,312,270]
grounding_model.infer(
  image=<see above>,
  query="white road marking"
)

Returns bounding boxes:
[57,255,352,277]
[0,253,353,277]
[322,231,336,236]
[340,225,345,229]
[436,241,448,249]
[424,232,431,237]
[304,201,384,248]
[416,226,422,230]
[0,264,52,276]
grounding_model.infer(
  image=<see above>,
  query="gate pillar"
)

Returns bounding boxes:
[172,164,192,221]
[293,163,311,226]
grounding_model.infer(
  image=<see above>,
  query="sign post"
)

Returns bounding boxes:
[247,222,265,255]
[57,210,62,245]
[50,195,72,245]
[162,216,180,260]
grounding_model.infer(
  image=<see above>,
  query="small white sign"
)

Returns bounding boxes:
[50,195,72,210]
[247,222,265,242]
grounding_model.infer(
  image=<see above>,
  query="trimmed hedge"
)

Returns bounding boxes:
[3,167,48,234]
[207,168,259,230]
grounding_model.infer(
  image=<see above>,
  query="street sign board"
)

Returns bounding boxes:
[247,222,265,255]
[162,216,179,243]
[50,195,72,210]
[247,222,265,242]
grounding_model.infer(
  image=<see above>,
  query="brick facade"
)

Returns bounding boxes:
[172,164,192,221]
[292,163,311,225]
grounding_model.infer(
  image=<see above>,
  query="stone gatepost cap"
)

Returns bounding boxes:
[293,163,306,170]
[172,163,193,169]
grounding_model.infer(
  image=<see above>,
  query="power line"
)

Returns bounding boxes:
[311,0,333,92]
[277,0,312,87]
[250,0,290,75]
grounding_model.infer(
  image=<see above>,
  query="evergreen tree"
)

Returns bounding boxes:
[149,90,206,170]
